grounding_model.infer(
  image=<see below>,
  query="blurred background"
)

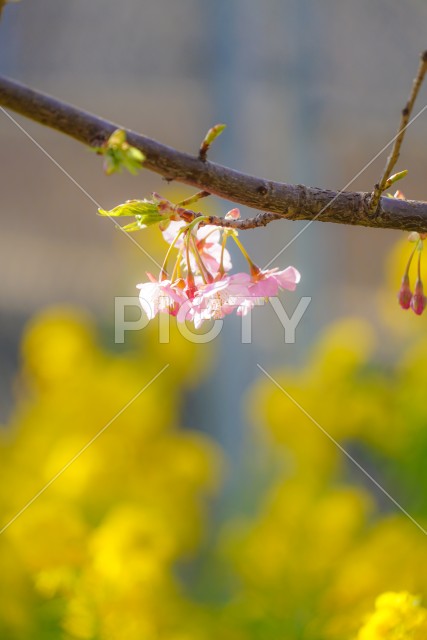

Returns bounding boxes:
[1,1,427,639]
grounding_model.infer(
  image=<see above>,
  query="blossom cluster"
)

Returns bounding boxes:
[137,209,300,328]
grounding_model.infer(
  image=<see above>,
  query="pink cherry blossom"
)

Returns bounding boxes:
[162,220,192,247]
[249,266,301,298]
[225,266,301,315]
[162,220,231,275]
[178,273,252,328]
[137,278,188,319]
[136,211,301,328]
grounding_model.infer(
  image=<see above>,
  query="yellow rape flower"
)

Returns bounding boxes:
[357,592,427,640]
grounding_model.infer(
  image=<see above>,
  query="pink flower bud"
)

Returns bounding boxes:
[410,280,426,315]
[225,208,240,220]
[398,274,412,309]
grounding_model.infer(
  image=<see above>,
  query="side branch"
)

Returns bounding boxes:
[369,50,427,214]
[1,75,427,233]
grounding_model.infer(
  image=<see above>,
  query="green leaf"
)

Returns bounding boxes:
[93,129,145,176]
[122,219,148,232]
[98,199,168,230]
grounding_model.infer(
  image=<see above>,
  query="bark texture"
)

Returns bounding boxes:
[1,75,427,233]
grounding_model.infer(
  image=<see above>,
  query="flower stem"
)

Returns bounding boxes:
[160,226,187,279]
[405,240,420,278]
[417,246,422,281]
[191,236,212,283]
[160,216,209,280]
[231,234,260,275]
[170,248,183,282]
[218,233,228,277]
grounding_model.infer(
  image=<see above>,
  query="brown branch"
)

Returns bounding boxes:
[370,50,427,214]
[164,199,283,229]
[190,212,284,230]
[1,74,427,233]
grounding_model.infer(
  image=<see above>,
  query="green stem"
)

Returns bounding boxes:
[160,226,187,279]
[185,215,210,234]
[405,240,420,277]
[171,248,183,282]
[218,233,229,277]
[185,230,196,292]
[191,236,211,283]
[231,234,259,275]
[184,216,210,285]
[159,216,209,280]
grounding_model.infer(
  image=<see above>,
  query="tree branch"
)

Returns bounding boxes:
[369,50,427,214]
[1,74,427,233]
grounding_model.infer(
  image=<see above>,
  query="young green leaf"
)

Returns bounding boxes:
[98,199,167,229]
[93,129,145,176]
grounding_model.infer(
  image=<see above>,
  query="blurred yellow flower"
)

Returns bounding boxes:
[2,234,427,640]
[357,592,427,640]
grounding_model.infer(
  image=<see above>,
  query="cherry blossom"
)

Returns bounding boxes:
[177,273,252,328]
[162,220,232,275]
[249,266,301,297]
[137,278,188,319]
[135,204,301,327]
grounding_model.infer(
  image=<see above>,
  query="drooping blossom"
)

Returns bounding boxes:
[177,273,252,328]
[137,277,188,319]
[162,220,232,275]
[249,266,301,298]
[135,204,300,327]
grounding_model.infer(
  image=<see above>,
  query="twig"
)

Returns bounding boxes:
[198,123,226,161]
[369,50,427,214]
[2,74,427,233]
[161,199,283,229]
[202,211,283,229]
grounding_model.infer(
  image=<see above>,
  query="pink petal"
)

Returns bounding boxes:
[275,266,301,291]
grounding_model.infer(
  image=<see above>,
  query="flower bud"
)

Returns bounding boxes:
[397,274,412,309]
[225,208,241,220]
[410,279,426,315]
